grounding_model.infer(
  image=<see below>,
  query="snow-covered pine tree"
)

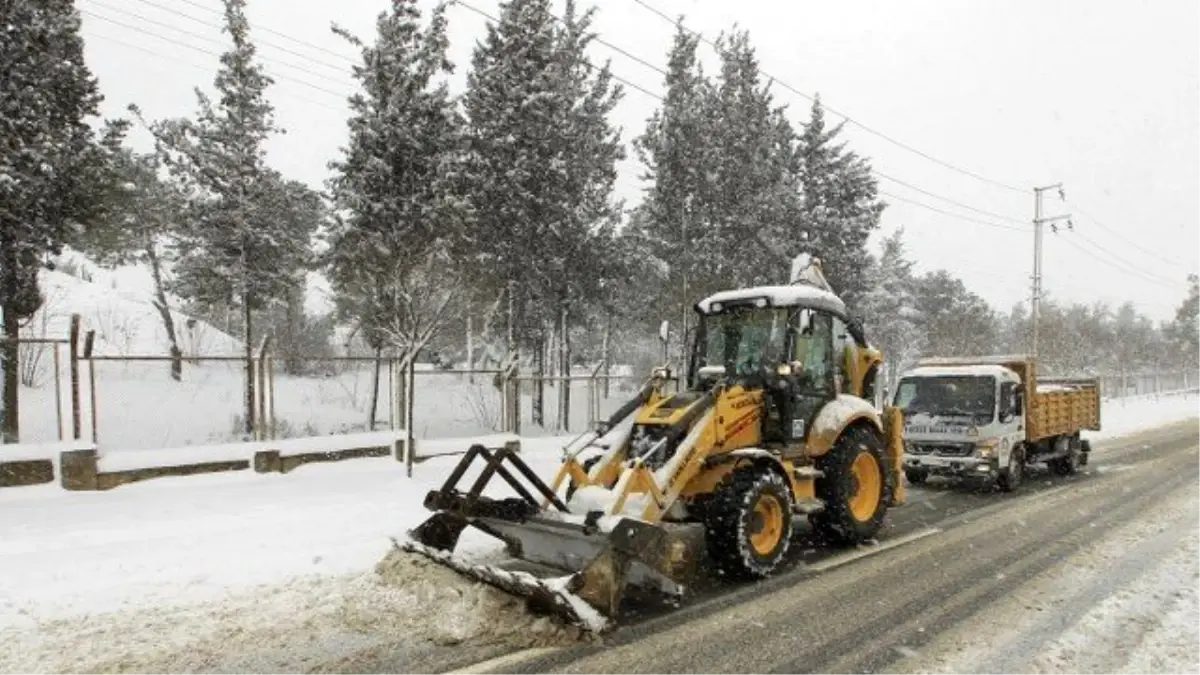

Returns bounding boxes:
[795,95,885,305]
[139,0,306,437]
[462,0,623,373]
[704,29,802,290]
[325,0,468,426]
[545,0,625,422]
[0,0,126,442]
[912,270,999,357]
[77,148,188,380]
[257,173,326,376]
[1166,274,1198,371]
[859,228,923,392]
[633,23,714,326]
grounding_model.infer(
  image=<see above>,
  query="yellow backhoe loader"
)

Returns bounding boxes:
[399,257,906,631]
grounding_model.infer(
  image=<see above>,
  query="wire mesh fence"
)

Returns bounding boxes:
[4,316,1196,452]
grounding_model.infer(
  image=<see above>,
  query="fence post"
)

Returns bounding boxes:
[266,352,276,440]
[505,366,520,436]
[83,330,97,444]
[405,358,416,478]
[387,356,395,431]
[52,341,64,441]
[589,361,605,428]
[253,336,270,441]
[69,314,81,440]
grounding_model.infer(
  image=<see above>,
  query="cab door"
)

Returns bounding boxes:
[785,308,837,444]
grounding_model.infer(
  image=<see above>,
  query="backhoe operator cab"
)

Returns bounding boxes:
[688,285,883,453]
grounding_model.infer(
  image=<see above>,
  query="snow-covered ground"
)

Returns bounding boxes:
[895,481,1199,674]
[0,436,580,673]
[0,393,1195,673]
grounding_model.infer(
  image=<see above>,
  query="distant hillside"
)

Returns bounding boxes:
[24,255,241,357]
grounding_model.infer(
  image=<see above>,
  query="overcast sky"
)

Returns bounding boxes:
[76,0,1199,322]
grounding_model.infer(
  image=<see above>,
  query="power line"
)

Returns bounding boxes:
[449,0,664,101]
[879,190,1029,233]
[873,169,1028,226]
[167,0,357,65]
[964,267,1170,314]
[1065,199,1192,270]
[1072,230,1181,287]
[125,0,354,77]
[82,0,353,92]
[86,30,345,113]
[1055,235,1178,290]
[81,9,348,106]
[626,0,1028,195]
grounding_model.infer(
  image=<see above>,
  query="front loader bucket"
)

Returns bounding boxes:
[397,536,618,631]
[400,443,705,631]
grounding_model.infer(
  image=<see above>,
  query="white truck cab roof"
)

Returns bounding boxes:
[900,364,1020,384]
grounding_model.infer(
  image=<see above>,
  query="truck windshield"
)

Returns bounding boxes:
[695,306,789,377]
[894,376,996,421]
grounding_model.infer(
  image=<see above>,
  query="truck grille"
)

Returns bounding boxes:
[908,443,975,457]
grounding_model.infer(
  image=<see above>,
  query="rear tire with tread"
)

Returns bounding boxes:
[812,424,893,545]
[1048,434,1082,476]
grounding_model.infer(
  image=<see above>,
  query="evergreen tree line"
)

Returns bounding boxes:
[1,0,1195,441]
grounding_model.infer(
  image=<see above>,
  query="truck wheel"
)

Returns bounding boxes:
[704,464,795,579]
[904,468,928,485]
[1049,434,1082,476]
[997,445,1024,492]
[812,425,893,545]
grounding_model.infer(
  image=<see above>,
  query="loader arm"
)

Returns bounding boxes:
[564,385,723,524]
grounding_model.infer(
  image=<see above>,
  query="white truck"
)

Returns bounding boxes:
[893,355,1101,492]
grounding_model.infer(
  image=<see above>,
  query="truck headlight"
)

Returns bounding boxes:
[975,441,997,458]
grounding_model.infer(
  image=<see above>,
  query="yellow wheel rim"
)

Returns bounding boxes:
[849,452,883,522]
[749,494,785,556]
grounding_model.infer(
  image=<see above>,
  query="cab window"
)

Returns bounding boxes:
[791,309,834,394]
[832,316,853,393]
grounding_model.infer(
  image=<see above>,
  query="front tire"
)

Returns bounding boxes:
[705,465,795,579]
[997,444,1024,492]
[812,425,893,545]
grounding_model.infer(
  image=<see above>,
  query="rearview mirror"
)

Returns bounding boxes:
[848,315,864,335]
[658,320,670,344]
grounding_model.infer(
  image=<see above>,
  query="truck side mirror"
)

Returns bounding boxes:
[658,320,670,344]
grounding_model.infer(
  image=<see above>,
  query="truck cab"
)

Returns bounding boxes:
[893,364,1025,488]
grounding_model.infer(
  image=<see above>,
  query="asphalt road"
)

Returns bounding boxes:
[451,420,1200,674]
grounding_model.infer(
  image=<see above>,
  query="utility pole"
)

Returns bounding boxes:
[1030,183,1072,359]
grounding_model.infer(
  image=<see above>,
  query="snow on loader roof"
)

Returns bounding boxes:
[695,254,849,316]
